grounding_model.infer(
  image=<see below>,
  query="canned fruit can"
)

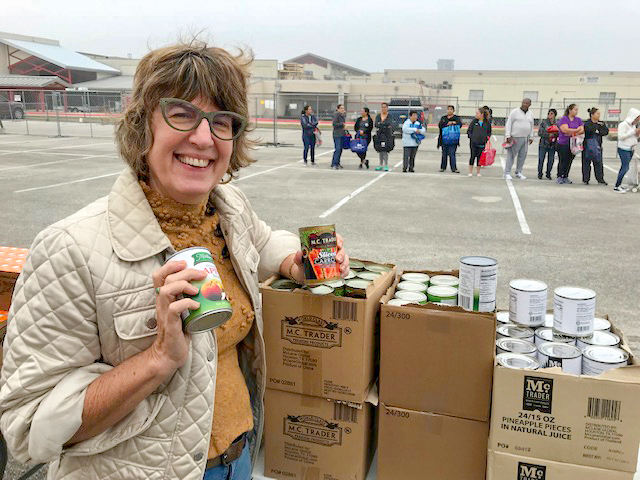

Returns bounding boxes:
[323,279,345,296]
[458,256,498,312]
[401,272,430,285]
[299,225,340,285]
[553,286,596,337]
[582,346,629,376]
[534,327,576,348]
[395,290,428,305]
[165,247,233,333]
[364,263,392,274]
[310,285,334,295]
[496,324,535,343]
[509,279,547,327]
[349,259,366,271]
[594,317,611,332]
[429,275,459,288]
[397,281,428,293]
[426,285,458,306]
[496,311,511,324]
[387,299,414,306]
[356,272,381,282]
[497,353,540,370]
[537,342,582,375]
[496,338,537,358]
[344,279,369,298]
[345,269,357,280]
[576,331,620,351]
[271,278,301,291]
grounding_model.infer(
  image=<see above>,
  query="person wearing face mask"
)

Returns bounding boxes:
[582,107,609,185]
[614,107,640,193]
[0,41,351,480]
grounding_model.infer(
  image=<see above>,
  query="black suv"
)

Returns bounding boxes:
[0,100,25,119]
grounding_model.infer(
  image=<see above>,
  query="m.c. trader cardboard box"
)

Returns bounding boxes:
[377,402,489,480]
[486,450,635,480]
[379,271,496,421]
[264,388,376,480]
[489,361,640,472]
[262,265,395,403]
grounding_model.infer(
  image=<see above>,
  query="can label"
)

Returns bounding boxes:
[538,353,582,375]
[458,259,497,312]
[299,225,340,286]
[582,357,627,376]
[553,293,595,336]
[509,287,547,326]
[167,247,233,332]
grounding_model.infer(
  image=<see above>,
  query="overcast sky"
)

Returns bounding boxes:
[1,0,637,72]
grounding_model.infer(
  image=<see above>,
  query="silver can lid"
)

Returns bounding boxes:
[497,353,540,370]
[397,281,427,292]
[460,256,497,267]
[535,327,575,344]
[345,279,370,289]
[496,338,537,355]
[426,285,458,297]
[395,290,428,303]
[578,330,620,348]
[357,271,380,282]
[310,285,334,295]
[583,346,629,365]
[429,275,459,286]
[349,259,366,270]
[401,272,430,284]
[496,311,511,324]
[538,342,582,359]
[497,324,534,339]
[509,278,548,292]
[387,298,414,306]
[554,286,596,301]
[594,317,611,331]
[365,263,392,274]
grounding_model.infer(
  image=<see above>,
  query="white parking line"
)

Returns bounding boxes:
[14,172,121,193]
[603,164,618,174]
[499,155,531,235]
[234,150,334,182]
[319,161,403,218]
[0,153,117,173]
[0,141,114,156]
[0,136,78,145]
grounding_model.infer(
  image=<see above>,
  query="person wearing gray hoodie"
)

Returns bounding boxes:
[614,108,640,193]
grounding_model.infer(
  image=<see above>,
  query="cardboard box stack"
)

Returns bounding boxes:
[487,321,640,480]
[261,261,396,480]
[377,270,496,480]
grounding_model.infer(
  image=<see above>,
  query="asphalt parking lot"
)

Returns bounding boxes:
[0,122,639,478]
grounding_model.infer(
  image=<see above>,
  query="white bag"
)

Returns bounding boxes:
[570,135,584,154]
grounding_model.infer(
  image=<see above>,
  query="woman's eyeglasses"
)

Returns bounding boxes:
[159,98,248,141]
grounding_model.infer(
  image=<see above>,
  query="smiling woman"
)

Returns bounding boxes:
[0,39,349,480]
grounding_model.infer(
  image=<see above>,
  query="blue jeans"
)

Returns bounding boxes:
[302,133,315,162]
[616,148,633,188]
[203,443,251,480]
[332,136,343,167]
[538,144,555,177]
[441,144,457,170]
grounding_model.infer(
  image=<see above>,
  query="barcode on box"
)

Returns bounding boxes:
[459,295,471,310]
[333,301,357,321]
[333,403,358,423]
[530,315,543,323]
[587,397,621,421]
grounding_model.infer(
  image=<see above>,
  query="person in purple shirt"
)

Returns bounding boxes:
[556,104,585,184]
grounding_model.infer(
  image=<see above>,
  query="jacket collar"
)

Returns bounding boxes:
[107,168,245,262]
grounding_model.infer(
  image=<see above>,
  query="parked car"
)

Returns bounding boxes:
[0,101,25,120]
[387,98,427,136]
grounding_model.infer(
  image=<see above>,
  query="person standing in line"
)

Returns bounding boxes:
[354,107,374,169]
[300,105,318,166]
[331,104,346,170]
[537,108,558,179]
[613,107,640,193]
[556,104,584,184]
[582,107,609,185]
[374,102,393,171]
[467,107,491,177]
[401,110,425,173]
[437,105,462,173]
[504,98,534,180]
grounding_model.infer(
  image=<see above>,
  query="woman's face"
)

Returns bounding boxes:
[146,97,234,204]
[361,109,367,117]
[306,107,313,115]
[591,110,600,122]
[570,106,579,117]
[475,109,483,120]
[381,104,388,114]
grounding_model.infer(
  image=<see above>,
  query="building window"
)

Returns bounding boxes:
[599,92,616,103]
[523,91,538,101]
[469,90,484,101]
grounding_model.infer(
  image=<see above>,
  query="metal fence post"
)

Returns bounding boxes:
[273,92,277,147]
[88,91,94,138]
[23,90,29,135]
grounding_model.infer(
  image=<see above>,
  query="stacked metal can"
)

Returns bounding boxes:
[391,272,460,306]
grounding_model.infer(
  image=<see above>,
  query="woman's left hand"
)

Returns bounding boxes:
[289,234,349,283]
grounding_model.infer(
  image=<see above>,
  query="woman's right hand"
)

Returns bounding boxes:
[149,261,206,376]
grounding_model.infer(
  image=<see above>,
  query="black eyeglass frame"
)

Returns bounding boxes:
[159,98,248,140]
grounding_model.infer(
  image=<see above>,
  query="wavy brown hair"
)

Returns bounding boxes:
[115,40,256,180]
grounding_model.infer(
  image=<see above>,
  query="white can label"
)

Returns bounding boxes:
[458,263,497,312]
[553,294,595,336]
[509,288,547,326]
[538,352,582,375]
[582,357,627,376]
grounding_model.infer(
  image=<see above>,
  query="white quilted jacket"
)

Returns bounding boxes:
[0,168,300,479]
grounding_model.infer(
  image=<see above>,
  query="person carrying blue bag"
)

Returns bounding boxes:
[437,105,462,173]
[401,110,426,172]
